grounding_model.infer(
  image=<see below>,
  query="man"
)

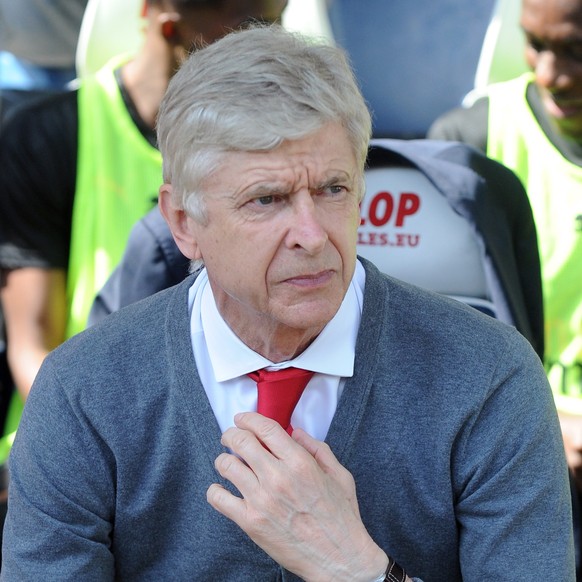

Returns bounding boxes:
[428,0,582,511]
[2,25,574,581]
[0,0,286,403]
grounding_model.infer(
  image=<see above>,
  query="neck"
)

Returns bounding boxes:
[221,308,324,363]
[120,41,177,128]
[241,329,321,364]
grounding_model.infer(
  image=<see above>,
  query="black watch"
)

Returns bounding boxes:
[382,557,407,582]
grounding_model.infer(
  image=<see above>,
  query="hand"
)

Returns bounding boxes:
[559,411,582,492]
[207,412,388,582]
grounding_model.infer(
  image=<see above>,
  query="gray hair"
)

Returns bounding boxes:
[156,24,372,221]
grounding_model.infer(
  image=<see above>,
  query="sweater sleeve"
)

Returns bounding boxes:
[451,329,574,579]
[1,357,116,580]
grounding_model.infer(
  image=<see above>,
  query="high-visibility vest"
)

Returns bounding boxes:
[66,56,162,338]
[488,73,582,414]
[0,59,163,464]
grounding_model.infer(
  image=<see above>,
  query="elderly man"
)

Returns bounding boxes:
[1,25,574,581]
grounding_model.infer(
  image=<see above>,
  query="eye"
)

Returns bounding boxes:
[525,33,546,54]
[527,38,544,53]
[319,183,348,197]
[249,194,285,209]
[257,195,274,206]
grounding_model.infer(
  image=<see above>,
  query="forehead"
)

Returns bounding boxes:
[204,124,359,192]
[521,0,582,35]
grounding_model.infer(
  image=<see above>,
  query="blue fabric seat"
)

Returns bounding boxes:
[327,0,496,137]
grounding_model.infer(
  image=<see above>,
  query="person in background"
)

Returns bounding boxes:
[0,0,89,509]
[2,24,574,581]
[0,0,287,404]
[87,204,191,324]
[428,0,582,568]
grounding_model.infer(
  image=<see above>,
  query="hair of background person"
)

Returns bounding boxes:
[156,24,372,222]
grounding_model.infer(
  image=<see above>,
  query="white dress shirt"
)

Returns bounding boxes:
[188,260,366,441]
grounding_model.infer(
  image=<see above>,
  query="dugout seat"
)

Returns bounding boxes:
[358,139,544,357]
[326,0,496,137]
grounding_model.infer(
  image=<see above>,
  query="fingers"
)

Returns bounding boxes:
[206,482,245,524]
[293,427,331,461]
[207,415,303,537]
[207,450,261,527]
[206,415,379,580]
[209,415,321,517]
[292,427,342,474]
[214,450,257,493]
[225,412,295,460]
[224,413,338,474]
[209,414,296,513]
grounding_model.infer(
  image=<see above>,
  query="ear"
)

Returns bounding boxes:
[158,184,202,261]
[158,12,182,44]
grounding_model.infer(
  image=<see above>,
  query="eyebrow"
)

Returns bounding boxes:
[242,182,289,198]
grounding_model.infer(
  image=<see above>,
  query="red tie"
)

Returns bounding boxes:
[248,367,314,435]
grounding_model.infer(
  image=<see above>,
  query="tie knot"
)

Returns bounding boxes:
[248,367,314,434]
[249,367,313,384]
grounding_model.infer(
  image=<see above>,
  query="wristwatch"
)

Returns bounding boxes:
[381,557,407,582]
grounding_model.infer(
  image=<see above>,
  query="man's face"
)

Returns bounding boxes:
[184,123,362,355]
[521,0,582,137]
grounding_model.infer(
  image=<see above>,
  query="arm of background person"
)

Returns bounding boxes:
[427,97,489,153]
[0,93,77,401]
[1,268,67,400]
[560,411,582,491]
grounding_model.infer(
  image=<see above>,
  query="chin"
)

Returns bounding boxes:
[278,300,338,329]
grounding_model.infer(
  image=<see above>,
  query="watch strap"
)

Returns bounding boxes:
[383,556,407,582]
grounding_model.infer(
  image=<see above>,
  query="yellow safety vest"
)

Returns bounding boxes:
[0,59,163,463]
[66,57,162,338]
[488,73,582,414]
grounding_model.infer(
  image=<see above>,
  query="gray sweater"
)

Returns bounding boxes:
[2,259,574,580]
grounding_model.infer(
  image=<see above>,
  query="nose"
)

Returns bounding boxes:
[534,50,571,91]
[284,193,328,254]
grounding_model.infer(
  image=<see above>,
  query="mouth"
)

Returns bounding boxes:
[543,93,582,119]
[284,270,335,288]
